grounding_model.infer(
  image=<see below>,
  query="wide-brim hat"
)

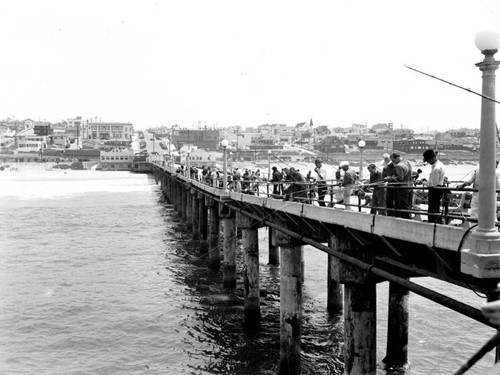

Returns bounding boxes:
[340,161,349,167]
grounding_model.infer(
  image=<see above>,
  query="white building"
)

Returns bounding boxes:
[100,148,135,170]
[83,122,134,146]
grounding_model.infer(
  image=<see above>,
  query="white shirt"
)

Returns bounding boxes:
[314,166,328,182]
[428,160,446,187]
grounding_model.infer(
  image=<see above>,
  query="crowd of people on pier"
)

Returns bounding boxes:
[172,147,500,224]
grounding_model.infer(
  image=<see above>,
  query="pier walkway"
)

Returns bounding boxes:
[149,161,500,375]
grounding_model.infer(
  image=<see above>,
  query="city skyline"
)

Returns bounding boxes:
[1,0,500,132]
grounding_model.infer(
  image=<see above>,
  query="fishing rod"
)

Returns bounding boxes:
[404,65,500,105]
[453,286,500,375]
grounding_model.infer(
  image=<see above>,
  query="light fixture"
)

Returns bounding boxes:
[358,140,366,149]
[220,139,229,148]
[475,30,500,53]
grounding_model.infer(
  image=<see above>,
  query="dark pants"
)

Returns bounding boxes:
[427,187,444,223]
[395,187,412,219]
[317,182,327,207]
[386,187,395,216]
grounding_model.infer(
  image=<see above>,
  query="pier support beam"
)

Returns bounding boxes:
[344,281,376,375]
[334,228,376,375]
[181,183,190,223]
[198,192,208,253]
[185,185,193,229]
[383,281,409,368]
[221,200,237,288]
[173,179,179,213]
[191,189,199,240]
[237,212,261,326]
[327,234,343,314]
[268,227,279,265]
[207,197,220,270]
[276,224,304,375]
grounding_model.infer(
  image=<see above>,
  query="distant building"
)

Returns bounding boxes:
[34,122,51,136]
[100,148,135,170]
[82,122,133,146]
[173,129,220,150]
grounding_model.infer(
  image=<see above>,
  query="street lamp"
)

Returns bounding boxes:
[221,139,229,190]
[268,150,272,181]
[358,139,366,180]
[186,152,191,180]
[462,30,500,277]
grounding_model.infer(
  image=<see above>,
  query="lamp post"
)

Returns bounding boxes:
[474,31,500,241]
[462,30,500,278]
[186,152,190,179]
[358,139,366,180]
[268,150,272,181]
[221,139,229,190]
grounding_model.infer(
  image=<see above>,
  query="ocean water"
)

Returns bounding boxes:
[0,167,497,375]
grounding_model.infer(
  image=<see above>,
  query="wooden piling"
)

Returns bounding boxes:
[173,180,179,213]
[198,192,208,252]
[327,234,343,314]
[181,184,188,221]
[344,281,377,375]
[207,198,220,269]
[221,205,236,288]
[268,227,279,265]
[185,184,193,229]
[383,281,409,367]
[275,225,304,375]
[237,212,261,326]
[191,189,200,240]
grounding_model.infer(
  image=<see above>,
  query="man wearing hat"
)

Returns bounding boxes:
[423,149,446,223]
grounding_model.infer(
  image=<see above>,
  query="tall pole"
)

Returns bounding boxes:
[360,148,364,180]
[474,43,500,240]
[268,150,272,181]
[223,147,228,190]
[462,31,500,278]
[358,140,366,180]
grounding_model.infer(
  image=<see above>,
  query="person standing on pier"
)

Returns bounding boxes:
[384,153,412,219]
[367,163,386,215]
[382,155,396,216]
[423,149,446,224]
[314,159,328,207]
[457,160,500,220]
[271,166,283,196]
[340,161,358,211]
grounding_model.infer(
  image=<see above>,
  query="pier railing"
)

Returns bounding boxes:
[164,164,489,226]
[150,161,500,375]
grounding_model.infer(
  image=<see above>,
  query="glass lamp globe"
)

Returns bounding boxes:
[475,30,500,52]
[220,139,229,148]
[358,140,366,148]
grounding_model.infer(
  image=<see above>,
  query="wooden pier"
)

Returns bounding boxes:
[151,163,500,375]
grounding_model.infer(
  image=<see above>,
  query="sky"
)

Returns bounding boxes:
[1,0,500,132]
